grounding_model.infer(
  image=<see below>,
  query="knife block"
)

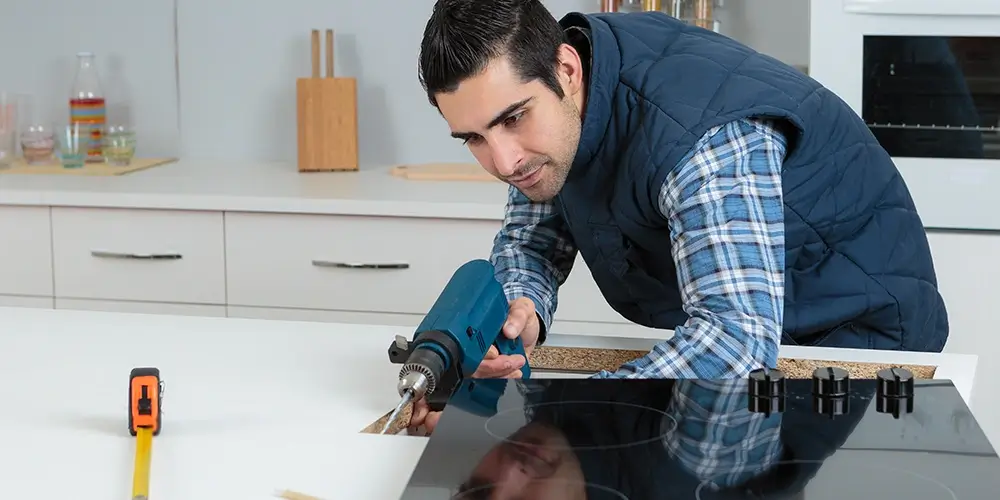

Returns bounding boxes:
[296,29,359,172]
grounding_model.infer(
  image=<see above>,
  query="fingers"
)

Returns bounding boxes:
[483,345,499,360]
[409,398,427,426]
[474,353,526,378]
[406,397,442,436]
[502,298,535,339]
[424,411,441,434]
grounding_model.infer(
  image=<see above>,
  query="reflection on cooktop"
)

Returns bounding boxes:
[397,369,1000,499]
[484,400,678,451]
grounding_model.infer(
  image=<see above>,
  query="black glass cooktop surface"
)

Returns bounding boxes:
[397,368,1000,499]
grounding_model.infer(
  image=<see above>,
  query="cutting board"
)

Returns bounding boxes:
[389,162,498,182]
[0,157,176,176]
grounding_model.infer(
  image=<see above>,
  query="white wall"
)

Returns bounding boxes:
[0,0,180,158]
[1,0,813,166]
[2,0,997,446]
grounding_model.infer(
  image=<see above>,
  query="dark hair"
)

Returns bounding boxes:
[418,0,568,107]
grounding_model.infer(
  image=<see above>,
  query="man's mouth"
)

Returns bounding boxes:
[509,165,544,187]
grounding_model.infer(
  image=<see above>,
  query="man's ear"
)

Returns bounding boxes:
[555,43,585,96]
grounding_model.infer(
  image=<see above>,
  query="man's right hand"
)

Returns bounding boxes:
[407,297,541,435]
[475,297,539,378]
[407,396,440,436]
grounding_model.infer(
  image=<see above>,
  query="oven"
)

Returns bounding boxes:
[809,0,1000,231]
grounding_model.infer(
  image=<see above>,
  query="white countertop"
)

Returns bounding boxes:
[0,307,979,499]
[0,160,510,219]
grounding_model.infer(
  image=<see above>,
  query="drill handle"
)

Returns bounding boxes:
[450,378,509,417]
[495,335,531,379]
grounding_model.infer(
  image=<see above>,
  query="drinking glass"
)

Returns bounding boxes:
[0,129,14,169]
[18,94,57,165]
[20,124,56,165]
[57,124,87,169]
[102,124,136,166]
[0,91,17,168]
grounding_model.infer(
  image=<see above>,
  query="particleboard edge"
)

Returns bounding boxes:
[359,401,413,435]
[359,346,937,434]
[528,346,937,379]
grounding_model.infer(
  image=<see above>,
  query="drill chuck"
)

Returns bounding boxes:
[398,345,449,399]
[397,370,431,400]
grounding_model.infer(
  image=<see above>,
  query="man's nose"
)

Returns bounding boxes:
[490,136,524,177]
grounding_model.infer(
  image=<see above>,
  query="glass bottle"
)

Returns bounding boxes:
[69,52,106,163]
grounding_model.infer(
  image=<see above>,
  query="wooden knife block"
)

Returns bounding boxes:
[296,29,359,172]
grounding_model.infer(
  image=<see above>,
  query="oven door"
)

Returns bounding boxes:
[809,0,1000,231]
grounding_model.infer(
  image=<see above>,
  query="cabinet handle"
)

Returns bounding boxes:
[91,250,183,260]
[311,260,409,270]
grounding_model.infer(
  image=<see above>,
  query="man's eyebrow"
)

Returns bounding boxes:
[450,97,533,140]
[485,97,533,129]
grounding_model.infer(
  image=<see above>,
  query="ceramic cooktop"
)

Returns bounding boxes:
[396,367,999,499]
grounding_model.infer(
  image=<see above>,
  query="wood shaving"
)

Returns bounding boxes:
[274,490,323,500]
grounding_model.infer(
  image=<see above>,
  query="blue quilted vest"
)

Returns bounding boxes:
[555,11,948,352]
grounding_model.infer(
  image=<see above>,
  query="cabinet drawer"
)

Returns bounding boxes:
[0,205,53,296]
[225,212,501,314]
[51,208,226,304]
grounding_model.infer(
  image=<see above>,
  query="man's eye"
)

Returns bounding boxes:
[504,112,524,127]
[464,135,483,146]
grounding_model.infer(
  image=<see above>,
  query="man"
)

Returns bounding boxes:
[408,0,948,433]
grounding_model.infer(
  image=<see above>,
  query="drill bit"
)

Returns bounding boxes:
[380,389,415,434]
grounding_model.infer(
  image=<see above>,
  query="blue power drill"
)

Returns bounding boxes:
[385,259,531,423]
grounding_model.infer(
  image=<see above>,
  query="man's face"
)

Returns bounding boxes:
[435,48,585,202]
[456,422,587,499]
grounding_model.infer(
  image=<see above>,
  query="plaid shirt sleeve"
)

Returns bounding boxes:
[592,117,786,379]
[663,379,785,488]
[489,186,579,336]
[513,379,785,490]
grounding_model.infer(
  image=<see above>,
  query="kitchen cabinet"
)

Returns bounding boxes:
[0,295,53,309]
[55,298,226,317]
[0,205,54,299]
[50,207,226,305]
[224,212,502,315]
[223,211,647,336]
[0,203,647,338]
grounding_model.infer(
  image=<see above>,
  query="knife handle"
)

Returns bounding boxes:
[325,29,334,78]
[310,29,320,78]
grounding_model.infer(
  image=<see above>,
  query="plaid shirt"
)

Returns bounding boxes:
[490,118,786,379]
[663,379,784,489]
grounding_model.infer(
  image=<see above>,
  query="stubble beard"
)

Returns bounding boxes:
[520,98,582,203]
